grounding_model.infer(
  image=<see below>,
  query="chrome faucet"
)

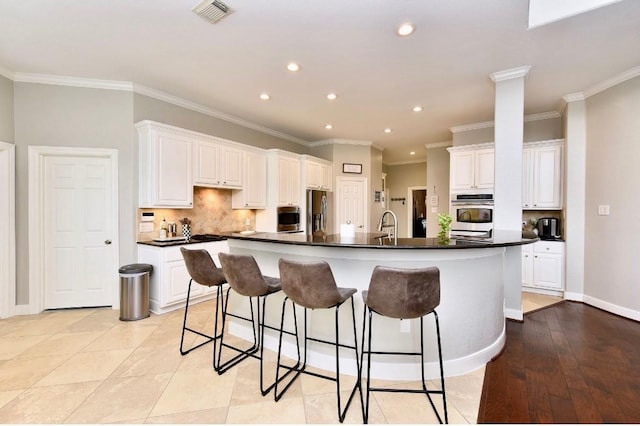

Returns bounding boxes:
[378,210,398,245]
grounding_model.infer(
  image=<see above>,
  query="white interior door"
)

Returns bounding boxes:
[0,142,15,318]
[43,155,116,309]
[335,177,368,233]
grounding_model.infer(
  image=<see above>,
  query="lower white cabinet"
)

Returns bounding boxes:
[522,240,564,292]
[137,241,229,314]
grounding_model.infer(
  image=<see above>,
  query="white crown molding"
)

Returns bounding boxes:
[524,111,561,122]
[0,65,14,80]
[132,84,309,146]
[563,92,586,103]
[14,72,133,91]
[384,159,427,166]
[582,65,640,98]
[424,141,452,149]
[489,66,532,83]
[449,120,494,133]
[308,138,373,147]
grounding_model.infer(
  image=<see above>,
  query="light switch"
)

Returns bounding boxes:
[598,205,610,215]
[431,207,438,213]
[139,222,154,233]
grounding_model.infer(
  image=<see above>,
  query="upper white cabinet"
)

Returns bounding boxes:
[448,144,494,191]
[193,139,243,188]
[522,140,563,210]
[232,149,267,209]
[277,154,301,206]
[137,121,193,208]
[301,155,333,191]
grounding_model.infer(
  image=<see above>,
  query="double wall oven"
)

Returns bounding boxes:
[450,193,494,239]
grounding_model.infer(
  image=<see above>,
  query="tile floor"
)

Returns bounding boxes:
[0,298,490,424]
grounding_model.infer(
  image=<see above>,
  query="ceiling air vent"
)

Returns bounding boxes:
[192,0,233,24]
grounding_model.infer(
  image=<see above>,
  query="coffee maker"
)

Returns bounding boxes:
[537,217,561,240]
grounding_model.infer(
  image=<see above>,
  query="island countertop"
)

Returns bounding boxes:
[217,230,537,249]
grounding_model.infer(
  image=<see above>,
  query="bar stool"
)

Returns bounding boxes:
[275,258,363,423]
[217,252,283,394]
[361,265,448,424]
[179,247,227,356]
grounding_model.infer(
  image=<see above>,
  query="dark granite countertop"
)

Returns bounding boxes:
[137,235,227,247]
[216,230,537,249]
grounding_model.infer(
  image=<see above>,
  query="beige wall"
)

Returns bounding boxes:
[452,117,563,146]
[583,76,640,313]
[385,162,427,237]
[0,75,13,142]
[369,147,385,232]
[13,83,135,305]
[426,147,451,238]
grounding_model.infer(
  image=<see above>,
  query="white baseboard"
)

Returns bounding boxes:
[504,308,523,321]
[564,291,584,302]
[13,304,37,316]
[583,295,640,321]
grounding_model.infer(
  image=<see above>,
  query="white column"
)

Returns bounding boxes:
[563,95,587,302]
[490,66,530,321]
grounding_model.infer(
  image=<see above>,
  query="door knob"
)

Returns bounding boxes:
[358,225,364,228]
[105,239,112,245]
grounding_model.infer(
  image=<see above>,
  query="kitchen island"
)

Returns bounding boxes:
[219,231,535,380]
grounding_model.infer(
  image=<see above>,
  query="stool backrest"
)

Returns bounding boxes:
[278,258,343,309]
[180,248,227,287]
[366,266,440,319]
[218,252,270,297]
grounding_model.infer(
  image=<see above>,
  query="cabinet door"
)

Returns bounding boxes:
[220,146,243,187]
[165,260,202,305]
[532,145,562,209]
[244,151,267,208]
[449,152,475,190]
[474,149,495,189]
[156,132,193,206]
[522,148,533,208]
[321,163,333,191]
[193,140,220,186]
[305,161,322,189]
[277,157,291,206]
[533,252,563,290]
[522,247,533,286]
[287,158,301,205]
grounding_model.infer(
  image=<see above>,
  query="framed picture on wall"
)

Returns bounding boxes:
[342,163,362,174]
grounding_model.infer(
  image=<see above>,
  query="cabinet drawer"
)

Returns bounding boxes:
[534,241,564,255]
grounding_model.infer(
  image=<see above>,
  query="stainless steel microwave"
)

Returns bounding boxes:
[277,206,301,232]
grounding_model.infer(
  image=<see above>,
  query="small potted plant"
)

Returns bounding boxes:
[437,213,452,244]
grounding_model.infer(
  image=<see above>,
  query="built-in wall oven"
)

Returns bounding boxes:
[277,206,301,233]
[450,193,494,239]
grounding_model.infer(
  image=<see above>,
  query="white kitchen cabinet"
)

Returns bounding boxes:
[137,121,193,208]
[193,139,244,188]
[301,155,333,191]
[448,144,494,191]
[137,241,229,314]
[522,140,563,210]
[522,240,564,293]
[232,148,267,209]
[276,153,301,206]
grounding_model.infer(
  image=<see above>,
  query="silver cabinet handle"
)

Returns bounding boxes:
[105,240,112,245]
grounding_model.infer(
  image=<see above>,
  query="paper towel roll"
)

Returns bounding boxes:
[340,223,355,237]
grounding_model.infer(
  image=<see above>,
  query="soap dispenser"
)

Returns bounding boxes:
[160,217,168,239]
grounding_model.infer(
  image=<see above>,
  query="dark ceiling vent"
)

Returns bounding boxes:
[192,0,233,24]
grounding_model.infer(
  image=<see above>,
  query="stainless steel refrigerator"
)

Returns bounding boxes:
[307,189,332,236]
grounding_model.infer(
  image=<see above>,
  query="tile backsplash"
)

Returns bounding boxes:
[137,187,255,241]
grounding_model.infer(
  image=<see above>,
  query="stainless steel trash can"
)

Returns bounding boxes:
[119,263,153,321]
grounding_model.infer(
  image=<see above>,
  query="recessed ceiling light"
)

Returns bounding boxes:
[384,128,392,133]
[324,124,333,130]
[397,23,415,37]
[326,93,338,100]
[287,62,300,72]
[259,93,270,100]
[412,106,423,112]
[410,151,416,155]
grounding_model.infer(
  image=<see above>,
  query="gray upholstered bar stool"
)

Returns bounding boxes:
[179,247,228,356]
[217,252,283,394]
[275,258,363,423]
[361,265,448,424]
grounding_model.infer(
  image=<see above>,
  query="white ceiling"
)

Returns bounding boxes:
[0,0,639,164]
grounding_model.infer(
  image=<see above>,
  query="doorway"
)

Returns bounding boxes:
[335,176,368,234]
[29,146,119,313]
[407,186,427,238]
[0,142,15,318]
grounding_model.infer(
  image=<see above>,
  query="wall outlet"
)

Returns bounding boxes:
[598,205,610,215]
[400,319,411,333]
[139,222,154,233]
[244,218,251,226]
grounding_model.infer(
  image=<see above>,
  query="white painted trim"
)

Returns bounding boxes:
[308,138,373,147]
[504,307,524,321]
[424,141,452,149]
[524,111,561,122]
[583,295,640,321]
[0,142,16,319]
[14,72,133,91]
[490,66,532,83]
[407,186,427,238]
[563,92,586,103]
[0,65,15,80]
[384,159,427,166]
[582,65,640,98]
[450,111,561,133]
[28,146,120,314]
[564,291,584,302]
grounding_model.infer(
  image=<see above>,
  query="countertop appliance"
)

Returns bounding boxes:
[537,217,561,240]
[277,206,301,233]
[450,193,494,239]
[307,189,332,235]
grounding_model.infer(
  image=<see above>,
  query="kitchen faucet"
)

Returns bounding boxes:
[378,210,398,245]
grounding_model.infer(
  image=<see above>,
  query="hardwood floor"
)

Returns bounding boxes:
[477,301,640,423]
